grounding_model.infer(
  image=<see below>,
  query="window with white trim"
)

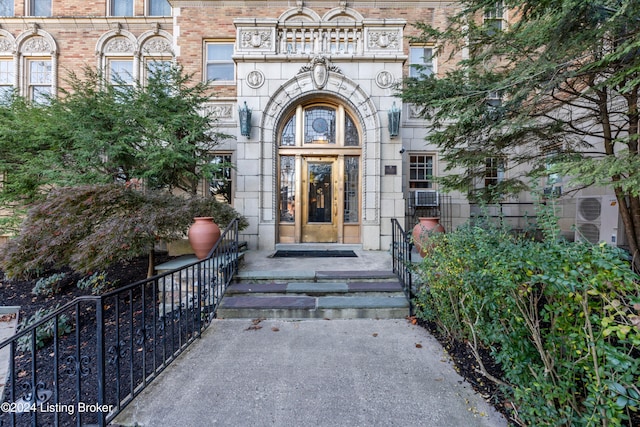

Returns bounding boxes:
[205,42,234,83]
[148,0,170,16]
[108,59,134,86]
[0,0,14,16]
[409,46,435,78]
[484,1,505,33]
[29,0,51,16]
[0,58,14,100]
[27,59,52,103]
[409,154,434,189]
[110,0,133,17]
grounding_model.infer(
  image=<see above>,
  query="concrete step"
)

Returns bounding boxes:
[217,275,410,320]
[234,270,398,283]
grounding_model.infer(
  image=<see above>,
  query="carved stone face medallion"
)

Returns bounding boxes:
[246,70,265,89]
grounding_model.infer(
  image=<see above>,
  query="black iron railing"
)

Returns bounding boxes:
[391,218,414,316]
[0,218,241,427]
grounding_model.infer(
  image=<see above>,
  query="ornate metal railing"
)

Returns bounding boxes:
[391,218,414,316]
[0,218,241,427]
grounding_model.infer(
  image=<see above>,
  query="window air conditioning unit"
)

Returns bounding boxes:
[574,196,623,246]
[414,190,439,207]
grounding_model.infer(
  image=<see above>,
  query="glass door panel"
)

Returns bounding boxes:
[302,158,337,242]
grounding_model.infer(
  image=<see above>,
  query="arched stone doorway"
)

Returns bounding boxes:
[256,58,382,249]
[277,101,362,243]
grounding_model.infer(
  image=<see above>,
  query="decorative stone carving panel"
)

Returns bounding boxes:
[238,28,274,52]
[0,37,12,53]
[365,28,402,52]
[142,37,171,54]
[204,103,234,122]
[105,37,134,54]
[22,37,51,53]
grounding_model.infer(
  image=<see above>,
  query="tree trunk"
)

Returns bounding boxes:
[147,249,155,278]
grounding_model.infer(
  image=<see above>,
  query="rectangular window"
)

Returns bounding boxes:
[148,0,170,16]
[484,157,505,188]
[205,42,234,83]
[109,59,134,85]
[409,154,434,189]
[111,0,133,16]
[30,0,51,16]
[484,1,505,33]
[409,47,434,78]
[0,59,14,100]
[28,59,52,103]
[209,154,233,204]
[0,0,14,16]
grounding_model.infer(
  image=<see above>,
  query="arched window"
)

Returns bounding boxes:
[279,103,360,147]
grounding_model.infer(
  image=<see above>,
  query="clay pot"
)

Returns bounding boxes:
[412,217,445,257]
[188,217,221,259]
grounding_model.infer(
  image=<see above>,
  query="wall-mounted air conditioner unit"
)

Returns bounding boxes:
[575,196,622,246]
[414,190,439,207]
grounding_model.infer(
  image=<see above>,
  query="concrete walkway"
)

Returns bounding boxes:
[113,248,507,427]
[113,319,507,427]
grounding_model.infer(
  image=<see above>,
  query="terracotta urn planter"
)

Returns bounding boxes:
[188,217,221,259]
[412,217,445,257]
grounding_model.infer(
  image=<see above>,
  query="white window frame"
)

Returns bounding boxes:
[110,0,134,17]
[205,41,235,84]
[27,58,52,103]
[0,58,14,99]
[147,0,170,16]
[484,1,506,33]
[409,153,436,190]
[409,46,436,79]
[107,58,135,86]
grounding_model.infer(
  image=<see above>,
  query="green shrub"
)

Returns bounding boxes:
[31,272,68,297]
[17,306,73,353]
[414,206,640,426]
[76,271,115,295]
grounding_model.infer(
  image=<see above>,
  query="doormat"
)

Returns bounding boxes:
[272,250,357,258]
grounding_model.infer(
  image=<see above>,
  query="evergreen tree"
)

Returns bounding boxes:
[400,0,640,268]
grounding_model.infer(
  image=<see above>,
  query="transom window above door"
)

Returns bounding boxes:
[280,104,360,147]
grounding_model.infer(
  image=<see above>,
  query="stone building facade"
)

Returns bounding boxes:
[0,1,624,250]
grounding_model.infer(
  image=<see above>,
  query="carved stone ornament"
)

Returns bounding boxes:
[368,30,400,50]
[409,104,423,119]
[105,37,134,53]
[299,56,342,90]
[23,37,50,53]
[246,70,265,89]
[143,37,171,53]
[0,37,12,53]
[375,70,394,88]
[205,104,233,119]
[241,30,271,49]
